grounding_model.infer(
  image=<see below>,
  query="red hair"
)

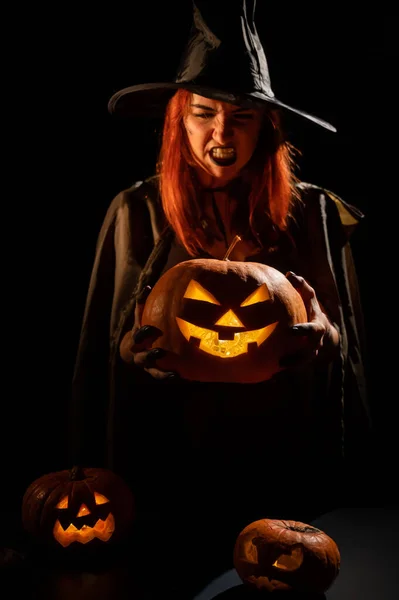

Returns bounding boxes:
[158,89,299,256]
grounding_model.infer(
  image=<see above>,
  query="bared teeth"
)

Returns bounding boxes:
[210,147,237,166]
[211,147,236,158]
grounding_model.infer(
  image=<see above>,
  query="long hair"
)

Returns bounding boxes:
[158,89,300,256]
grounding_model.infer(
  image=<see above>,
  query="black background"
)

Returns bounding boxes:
[1,1,396,542]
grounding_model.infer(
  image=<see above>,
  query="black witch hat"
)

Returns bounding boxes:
[108,0,336,132]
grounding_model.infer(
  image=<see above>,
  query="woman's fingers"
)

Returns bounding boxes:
[121,287,180,381]
[120,324,161,363]
[286,271,309,291]
[291,323,324,345]
[286,271,324,329]
[131,286,161,350]
[286,271,318,315]
[133,347,179,380]
[281,272,335,367]
[132,324,162,348]
[134,285,152,329]
[134,347,166,368]
[145,368,180,381]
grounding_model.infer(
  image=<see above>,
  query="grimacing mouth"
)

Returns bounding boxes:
[209,145,237,166]
[176,317,278,358]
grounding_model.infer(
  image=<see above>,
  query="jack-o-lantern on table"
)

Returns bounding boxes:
[141,240,307,383]
[21,466,135,559]
[233,518,341,594]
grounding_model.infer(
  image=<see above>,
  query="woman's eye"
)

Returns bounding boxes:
[194,113,213,119]
[192,112,254,121]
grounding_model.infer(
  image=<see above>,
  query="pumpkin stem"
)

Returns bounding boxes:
[223,235,242,261]
[69,465,86,481]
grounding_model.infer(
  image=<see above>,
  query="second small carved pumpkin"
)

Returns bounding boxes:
[141,258,307,383]
[233,518,341,594]
[21,466,135,555]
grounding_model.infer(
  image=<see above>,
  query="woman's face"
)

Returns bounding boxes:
[183,93,265,187]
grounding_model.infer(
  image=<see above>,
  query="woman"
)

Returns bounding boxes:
[70,0,372,535]
[120,92,341,374]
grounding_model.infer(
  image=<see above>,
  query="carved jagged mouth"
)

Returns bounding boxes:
[176,317,278,357]
[53,513,115,547]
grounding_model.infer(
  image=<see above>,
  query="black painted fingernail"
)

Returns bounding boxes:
[147,348,167,360]
[165,372,179,380]
[291,326,304,335]
[133,325,153,343]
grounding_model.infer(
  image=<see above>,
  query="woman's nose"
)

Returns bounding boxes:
[212,117,234,144]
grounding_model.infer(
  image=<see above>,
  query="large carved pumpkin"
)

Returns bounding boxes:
[21,466,135,556]
[233,518,340,594]
[141,258,307,383]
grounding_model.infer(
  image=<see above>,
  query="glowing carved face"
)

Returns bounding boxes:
[234,519,341,594]
[245,536,305,590]
[140,259,308,383]
[53,492,115,547]
[176,279,278,357]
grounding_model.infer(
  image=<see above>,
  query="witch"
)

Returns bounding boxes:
[69,0,372,541]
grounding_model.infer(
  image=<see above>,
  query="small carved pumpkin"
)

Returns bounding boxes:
[141,258,307,383]
[21,466,135,555]
[233,518,340,594]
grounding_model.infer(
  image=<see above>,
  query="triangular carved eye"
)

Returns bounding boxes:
[56,495,68,509]
[94,492,109,505]
[184,280,221,305]
[273,546,303,570]
[240,284,270,307]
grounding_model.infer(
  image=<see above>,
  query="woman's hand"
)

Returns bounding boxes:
[120,285,180,381]
[279,271,340,369]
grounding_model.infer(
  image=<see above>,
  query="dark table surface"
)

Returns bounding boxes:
[193,506,399,600]
[2,505,398,599]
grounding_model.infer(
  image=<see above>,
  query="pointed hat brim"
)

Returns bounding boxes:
[107,82,337,132]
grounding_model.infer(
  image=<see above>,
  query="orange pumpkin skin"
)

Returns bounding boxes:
[21,466,135,556]
[233,518,340,594]
[141,259,307,383]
